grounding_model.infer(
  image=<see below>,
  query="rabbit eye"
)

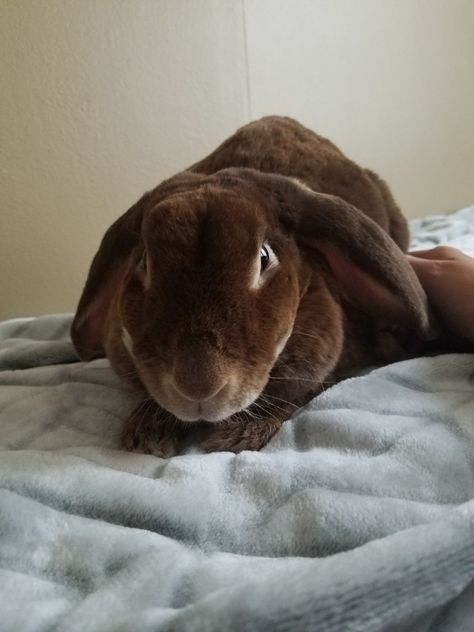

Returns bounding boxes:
[260,246,270,272]
[250,243,277,290]
[259,243,278,276]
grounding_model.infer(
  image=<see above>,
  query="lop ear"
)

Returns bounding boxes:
[229,169,438,339]
[71,171,205,360]
[282,180,437,338]
[71,204,142,360]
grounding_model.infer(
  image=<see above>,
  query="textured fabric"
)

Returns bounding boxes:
[0,206,473,631]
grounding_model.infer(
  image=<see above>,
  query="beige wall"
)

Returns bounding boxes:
[1,0,473,320]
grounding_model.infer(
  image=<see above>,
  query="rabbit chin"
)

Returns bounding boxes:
[148,387,262,424]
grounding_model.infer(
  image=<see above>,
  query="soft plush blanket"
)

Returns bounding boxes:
[1,207,473,632]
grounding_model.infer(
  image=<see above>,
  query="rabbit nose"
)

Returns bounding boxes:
[172,377,227,403]
[171,357,227,403]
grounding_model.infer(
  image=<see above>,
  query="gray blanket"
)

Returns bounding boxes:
[1,207,474,631]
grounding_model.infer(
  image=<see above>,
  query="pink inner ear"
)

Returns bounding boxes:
[312,242,410,324]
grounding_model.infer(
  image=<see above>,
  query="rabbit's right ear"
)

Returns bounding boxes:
[71,201,144,361]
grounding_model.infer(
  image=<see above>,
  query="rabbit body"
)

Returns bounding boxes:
[72,116,434,455]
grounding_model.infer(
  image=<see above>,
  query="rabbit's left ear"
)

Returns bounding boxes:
[234,169,438,339]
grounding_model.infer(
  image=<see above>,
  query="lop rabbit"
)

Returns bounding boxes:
[72,116,436,455]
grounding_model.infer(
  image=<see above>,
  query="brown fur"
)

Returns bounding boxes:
[71,116,437,455]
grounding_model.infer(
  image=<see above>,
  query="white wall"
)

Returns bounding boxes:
[1,0,473,320]
[246,0,474,218]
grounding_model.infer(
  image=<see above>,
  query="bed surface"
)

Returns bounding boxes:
[0,206,473,631]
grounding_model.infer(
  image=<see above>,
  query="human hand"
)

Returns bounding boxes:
[407,246,474,342]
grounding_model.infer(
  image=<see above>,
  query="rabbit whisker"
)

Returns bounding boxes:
[261,393,299,410]
[291,328,325,341]
[257,397,289,416]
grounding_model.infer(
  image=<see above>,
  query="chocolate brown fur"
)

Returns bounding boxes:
[72,116,436,455]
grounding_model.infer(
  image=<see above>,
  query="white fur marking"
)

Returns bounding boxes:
[122,327,134,357]
[290,177,314,194]
[274,326,293,360]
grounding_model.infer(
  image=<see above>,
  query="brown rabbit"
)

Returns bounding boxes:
[71,116,437,456]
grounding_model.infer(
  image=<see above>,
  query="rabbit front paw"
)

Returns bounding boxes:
[122,402,179,458]
[200,416,282,453]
